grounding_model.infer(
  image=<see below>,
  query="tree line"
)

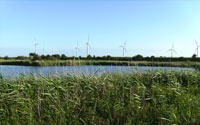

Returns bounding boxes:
[1,53,200,62]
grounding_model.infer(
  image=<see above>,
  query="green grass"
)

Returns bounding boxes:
[0,59,200,69]
[1,70,200,124]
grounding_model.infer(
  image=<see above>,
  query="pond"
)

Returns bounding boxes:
[0,65,194,77]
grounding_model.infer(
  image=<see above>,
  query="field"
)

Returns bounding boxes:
[1,70,200,124]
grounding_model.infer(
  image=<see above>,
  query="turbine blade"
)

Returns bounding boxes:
[195,40,198,46]
[89,44,92,50]
[124,40,127,46]
[173,49,177,53]
[88,35,90,43]
[168,49,172,52]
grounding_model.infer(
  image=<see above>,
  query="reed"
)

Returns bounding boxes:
[0,59,200,69]
[0,70,200,124]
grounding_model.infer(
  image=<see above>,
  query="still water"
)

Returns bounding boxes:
[0,65,194,77]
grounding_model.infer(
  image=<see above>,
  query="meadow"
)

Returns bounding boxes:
[1,70,200,124]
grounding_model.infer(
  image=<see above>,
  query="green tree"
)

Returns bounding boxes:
[61,54,67,60]
[192,54,197,59]
[4,56,9,60]
[134,54,143,61]
[87,55,92,59]
[41,55,46,60]
[52,54,60,60]
[32,54,41,61]
[29,53,37,57]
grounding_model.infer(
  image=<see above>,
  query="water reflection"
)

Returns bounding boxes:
[0,65,194,77]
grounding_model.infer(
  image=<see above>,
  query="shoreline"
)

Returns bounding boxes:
[0,60,199,69]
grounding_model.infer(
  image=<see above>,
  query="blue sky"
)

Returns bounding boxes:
[1,0,200,57]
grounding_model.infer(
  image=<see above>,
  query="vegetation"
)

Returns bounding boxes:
[27,53,200,62]
[1,70,200,124]
[0,59,200,69]
[0,53,200,70]
[1,53,200,62]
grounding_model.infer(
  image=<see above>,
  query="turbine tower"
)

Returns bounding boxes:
[86,35,91,56]
[194,40,200,57]
[42,48,45,55]
[34,39,38,54]
[168,43,176,58]
[42,42,45,55]
[75,41,80,57]
[120,40,127,57]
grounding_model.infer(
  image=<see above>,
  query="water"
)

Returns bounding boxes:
[0,65,194,77]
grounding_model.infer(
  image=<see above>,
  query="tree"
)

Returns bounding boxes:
[32,54,41,61]
[134,54,143,61]
[16,56,27,60]
[179,57,185,61]
[192,54,197,61]
[4,56,9,60]
[61,54,67,60]
[41,55,46,60]
[52,54,60,60]
[192,54,197,59]
[29,53,37,57]
[107,55,111,59]
[151,56,155,59]
[87,55,92,59]
[46,55,56,60]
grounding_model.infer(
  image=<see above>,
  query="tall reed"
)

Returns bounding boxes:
[0,70,200,124]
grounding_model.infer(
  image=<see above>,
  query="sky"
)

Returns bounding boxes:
[1,0,200,57]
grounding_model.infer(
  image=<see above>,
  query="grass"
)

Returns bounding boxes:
[0,59,200,69]
[1,70,200,124]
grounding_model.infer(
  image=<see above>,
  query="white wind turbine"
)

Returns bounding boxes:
[86,35,91,56]
[194,40,200,57]
[42,42,45,55]
[75,41,80,57]
[34,39,38,54]
[120,40,127,57]
[168,43,176,58]
[42,48,45,55]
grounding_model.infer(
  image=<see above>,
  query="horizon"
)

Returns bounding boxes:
[1,0,200,57]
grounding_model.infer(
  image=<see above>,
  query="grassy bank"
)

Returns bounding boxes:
[1,70,200,124]
[0,59,200,68]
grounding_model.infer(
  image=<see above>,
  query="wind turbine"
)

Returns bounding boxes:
[42,48,45,55]
[42,42,45,55]
[75,41,80,57]
[194,40,200,57]
[86,35,91,56]
[34,39,38,54]
[120,40,127,57]
[168,43,176,58]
